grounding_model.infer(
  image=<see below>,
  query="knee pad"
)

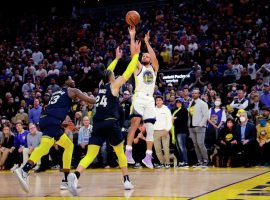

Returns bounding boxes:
[145,123,154,142]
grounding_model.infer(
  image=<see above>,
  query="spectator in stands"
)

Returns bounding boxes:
[188,88,209,168]
[235,111,257,167]
[13,107,29,125]
[0,126,15,170]
[47,78,61,93]
[153,96,172,169]
[21,77,35,94]
[223,63,237,85]
[29,99,42,125]
[256,115,270,166]
[132,122,146,169]
[256,57,270,84]
[260,83,270,109]
[75,116,92,164]
[230,90,249,117]
[27,123,42,171]
[12,121,30,170]
[207,97,226,142]
[217,118,237,167]
[171,98,189,167]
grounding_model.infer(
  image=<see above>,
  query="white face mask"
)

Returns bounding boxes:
[19,109,24,113]
[214,101,221,106]
[239,116,246,122]
[232,86,237,91]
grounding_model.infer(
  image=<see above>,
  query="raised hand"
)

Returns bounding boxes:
[144,31,150,44]
[133,40,141,54]
[128,26,136,38]
[115,46,122,59]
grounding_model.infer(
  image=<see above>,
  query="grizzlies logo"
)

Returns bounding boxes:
[143,70,154,85]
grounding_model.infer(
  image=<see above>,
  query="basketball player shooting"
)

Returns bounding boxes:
[125,26,159,169]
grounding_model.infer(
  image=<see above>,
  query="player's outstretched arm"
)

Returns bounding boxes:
[68,88,96,104]
[111,40,141,96]
[129,26,136,57]
[107,46,122,72]
[144,31,159,72]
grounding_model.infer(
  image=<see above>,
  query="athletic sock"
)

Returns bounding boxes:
[123,175,130,182]
[22,162,33,173]
[63,172,69,182]
[74,171,81,179]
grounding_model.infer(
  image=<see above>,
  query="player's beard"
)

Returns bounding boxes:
[142,61,150,65]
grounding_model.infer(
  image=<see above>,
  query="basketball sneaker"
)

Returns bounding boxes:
[192,162,202,168]
[60,180,69,190]
[165,164,170,169]
[124,180,134,190]
[61,180,81,190]
[142,154,153,169]
[125,149,135,164]
[14,168,29,193]
[67,173,78,196]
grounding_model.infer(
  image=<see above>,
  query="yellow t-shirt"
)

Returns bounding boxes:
[160,51,170,64]
[256,123,270,143]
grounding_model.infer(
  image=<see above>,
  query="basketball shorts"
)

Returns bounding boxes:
[88,119,124,146]
[39,115,64,140]
[130,94,156,123]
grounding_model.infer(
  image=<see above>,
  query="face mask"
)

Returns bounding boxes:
[214,101,221,106]
[15,98,19,102]
[232,87,237,91]
[24,95,29,99]
[239,116,246,122]
[19,109,24,113]
[259,119,267,127]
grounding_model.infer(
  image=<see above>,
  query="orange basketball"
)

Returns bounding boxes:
[125,10,140,26]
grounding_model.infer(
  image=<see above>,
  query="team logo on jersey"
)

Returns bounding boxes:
[143,70,154,85]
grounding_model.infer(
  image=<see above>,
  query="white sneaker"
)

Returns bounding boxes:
[67,173,78,196]
[10,164,19,172]
[124,180,134,190]
[165,164,170,169]
[60,181,68,190]
[14,168,29,193]
[61,180,81,190]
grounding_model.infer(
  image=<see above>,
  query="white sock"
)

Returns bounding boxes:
[146,150,152,155]
[126,145,132,150]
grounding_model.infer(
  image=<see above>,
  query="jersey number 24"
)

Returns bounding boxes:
[96,95,107,107]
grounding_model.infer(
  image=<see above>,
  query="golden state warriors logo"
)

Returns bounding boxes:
[143,70,154,85]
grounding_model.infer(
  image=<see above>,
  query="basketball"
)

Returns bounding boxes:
[125,10,140,26]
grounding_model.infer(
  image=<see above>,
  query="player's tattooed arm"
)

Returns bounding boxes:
[68,88,96,104]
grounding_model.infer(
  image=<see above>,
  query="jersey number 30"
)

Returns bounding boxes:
[96,96,107,107]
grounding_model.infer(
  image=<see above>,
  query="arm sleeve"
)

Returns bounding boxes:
[122,54,139,81]
[107,59,118,71]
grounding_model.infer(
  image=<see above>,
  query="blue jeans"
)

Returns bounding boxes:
[176,134,188,163]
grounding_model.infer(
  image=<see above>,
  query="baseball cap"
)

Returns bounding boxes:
[45,93,50,96]
[168,83,173,87]
[263,83,269,87]
[175,98,184,103]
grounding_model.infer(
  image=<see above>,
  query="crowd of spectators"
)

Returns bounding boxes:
[0,0,270,170]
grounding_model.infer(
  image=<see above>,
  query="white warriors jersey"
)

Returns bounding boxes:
[134,65,156,95]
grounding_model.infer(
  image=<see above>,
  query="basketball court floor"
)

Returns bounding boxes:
[0,167,269,200]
